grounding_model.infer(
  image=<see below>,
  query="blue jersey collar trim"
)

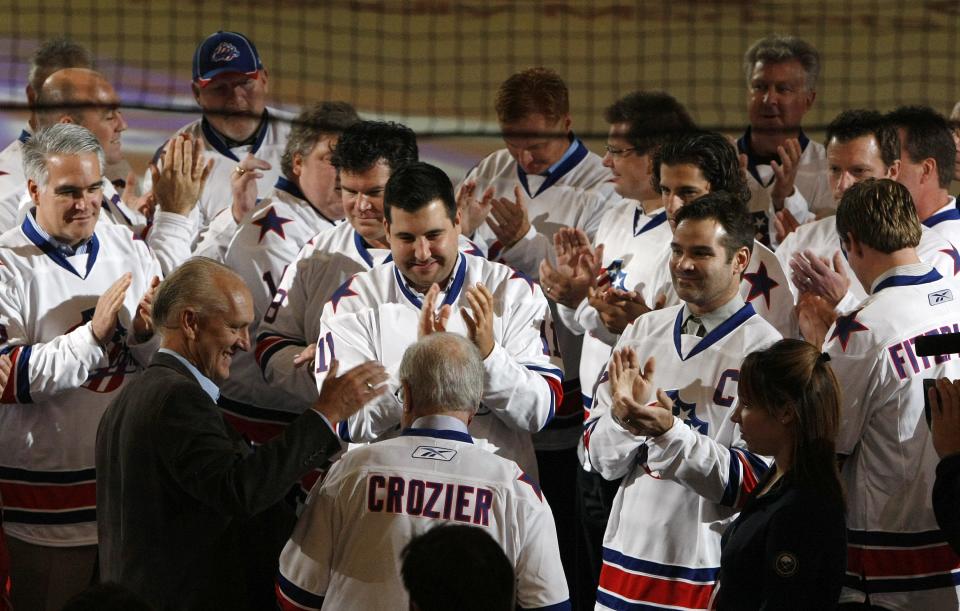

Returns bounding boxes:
[634,208,667,237]
[923,207,960,228]
[394,254,467,309]
[516,135,588,198]
[873,268,943,293]
[353,229,392,268]
[401,427,474,444]
[21,213,99,278]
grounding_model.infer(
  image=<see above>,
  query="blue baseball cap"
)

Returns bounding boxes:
[192,31,263,87]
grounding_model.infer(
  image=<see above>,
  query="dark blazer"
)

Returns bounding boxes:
[96,351,341,611]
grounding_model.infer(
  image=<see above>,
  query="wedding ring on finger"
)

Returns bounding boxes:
[545,286,552,294]
[365,382,375,391]
[234,166,246,176]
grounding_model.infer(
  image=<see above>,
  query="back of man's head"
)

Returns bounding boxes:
[401,524,514,611]
[495,67,569,125]
[743,35,820,91]
[398,333,483,415]
[280,101,359,178]
[331,120,418,175]
[604,91,696,155]
[886,105,955,189]
[836,178,922,253]
[35,67,108,127]
[28,37,94,101]
[384,162,457,223]
[21,123,104,188]
[652,131,751,204]
[673,191,754,261]
[825,109,900,168]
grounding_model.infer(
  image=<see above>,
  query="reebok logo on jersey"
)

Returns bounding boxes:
[411,446,457,461]
[929,289,953,306]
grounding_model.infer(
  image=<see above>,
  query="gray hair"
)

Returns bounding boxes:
[152,257,238,332]
[280,101,359,179]
[28,37,94,96]
[744,35,821,91]
[22,123,105,189]
[398,333,484,413]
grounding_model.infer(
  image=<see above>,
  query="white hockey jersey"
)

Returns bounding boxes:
[150,107,293,258]
[314,254,563,476]
[563,203,673,412]
[777,216,960,334]
[0,219,161,546]
[823,263,960,610]
[584,302,780,610]
[0,129,28,232]
[922,197,960,246]
[218,177,340,441]
[256,223,484,411]
[736,130,832,247]
[462,140,616,448]
[276,416,570,611]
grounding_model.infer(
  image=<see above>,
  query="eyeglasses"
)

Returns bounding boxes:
[604,144,637,158]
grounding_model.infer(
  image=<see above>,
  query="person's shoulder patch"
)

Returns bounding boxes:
[774,551,799,577]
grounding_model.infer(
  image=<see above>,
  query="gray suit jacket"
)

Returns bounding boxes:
[96,351,341,611]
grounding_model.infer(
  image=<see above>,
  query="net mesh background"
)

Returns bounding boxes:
[1,0,957,171]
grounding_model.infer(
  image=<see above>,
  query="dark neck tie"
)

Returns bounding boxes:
[684,315,706,338]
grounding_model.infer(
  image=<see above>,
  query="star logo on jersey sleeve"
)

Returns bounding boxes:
[939,245,960,276]
[828,308,868,352]
[329,276,359,313]
[743,262,780,309]
[253,206,293,243]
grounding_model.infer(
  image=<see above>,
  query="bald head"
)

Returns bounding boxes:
[36,68,127,164]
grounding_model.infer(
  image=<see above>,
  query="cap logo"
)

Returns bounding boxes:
[211,42,240,64]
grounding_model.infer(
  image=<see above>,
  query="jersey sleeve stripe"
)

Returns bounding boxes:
[275,572,324,611]
[0,345,33,404]
[720,447,768,508]
[255,333,301,372]
[337,420,351,443]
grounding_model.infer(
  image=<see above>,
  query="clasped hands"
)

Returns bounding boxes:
[607,347,674,437]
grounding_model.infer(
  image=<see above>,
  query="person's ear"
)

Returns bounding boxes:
[27,179,41,207]
[182,308,201,341]
[292,151,304,179]
[733,245,750,275]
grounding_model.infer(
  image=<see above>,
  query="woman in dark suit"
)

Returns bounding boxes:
[714,338,846,610]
